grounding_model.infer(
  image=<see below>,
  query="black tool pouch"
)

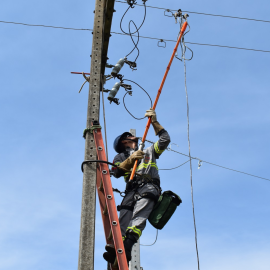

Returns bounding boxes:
[148,190,182,230]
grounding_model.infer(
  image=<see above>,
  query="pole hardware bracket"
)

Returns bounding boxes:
[101,89,110,93]
[105,63,115,68]
[158,39,166,48]
[83,121,102,139]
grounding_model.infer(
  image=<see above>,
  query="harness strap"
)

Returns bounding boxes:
[141,192,160,203]
[117,192,160,211]
[117,205,135,211]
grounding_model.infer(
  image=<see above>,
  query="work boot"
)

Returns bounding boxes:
[124,233,137,262]
[103,244,116,264]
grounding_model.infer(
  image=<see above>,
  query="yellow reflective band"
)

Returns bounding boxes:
[154,142,164,155]
[126,226,142,237]
[137,162,158,171]
[114,162,121,166]
[122,236,126,241]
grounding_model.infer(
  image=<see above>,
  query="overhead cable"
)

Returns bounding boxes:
[1,20,270,54]
[168,148,270,182]
[116,0,270,24]
[111,31,270,53]
[0,20,92,31]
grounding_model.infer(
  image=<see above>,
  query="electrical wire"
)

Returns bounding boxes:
[1,20,269,54]
[119,1,146,65]
[120,2,147,35]
[164,148,270,182]
[111,31,270,53]
[125,20,140,62]
[159,160,190,170]
[176,17,194,61]
[140,229,158,246]
[81,160,116,172]
[179,19,200,270]
[116,0,270,24]
[0,20,92,31]
[122,79,152,120]
[101,86,109,161]
[143,138,270,182]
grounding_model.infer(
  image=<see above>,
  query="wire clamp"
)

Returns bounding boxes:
[183,13,189,20]
[121,83,132,91]
[126,0,136,8]
[157,39,166,48]
[174,9,182,23]
[124,59,137,70]
[115,74,124,82]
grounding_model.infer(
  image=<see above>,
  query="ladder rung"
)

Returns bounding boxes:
[99,180,104,191]
[103,203,108,215]
[107,229,113,241]
[113,257,119,269]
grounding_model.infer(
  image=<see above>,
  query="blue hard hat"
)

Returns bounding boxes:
[113,132,133,153]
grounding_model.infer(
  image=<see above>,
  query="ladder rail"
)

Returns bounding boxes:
[93,125,129,270]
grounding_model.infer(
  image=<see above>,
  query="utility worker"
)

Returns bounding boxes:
[103,108,170,264]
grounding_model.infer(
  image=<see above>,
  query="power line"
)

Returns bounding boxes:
[0,20,92,31]
[144,139,270,182]
[1,20,270,53]
[115,0,270,24]
[170,148,270,182]
[111,31,270,53]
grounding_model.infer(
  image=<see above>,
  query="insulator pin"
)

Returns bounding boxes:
[108,82,121,105]
[111,58,126,77]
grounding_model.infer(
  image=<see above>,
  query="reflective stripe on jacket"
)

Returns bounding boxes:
[112,129,170,182]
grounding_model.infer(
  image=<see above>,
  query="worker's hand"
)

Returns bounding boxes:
[145,108,157,123]
[130,150,145,161]
[119,150,145,171]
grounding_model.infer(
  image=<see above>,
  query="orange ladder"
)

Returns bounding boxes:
[92,121,129,270]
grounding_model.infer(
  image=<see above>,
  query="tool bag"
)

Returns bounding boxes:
[148,190,182,230]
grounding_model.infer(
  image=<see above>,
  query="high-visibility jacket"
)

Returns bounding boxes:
[112,129,171,182]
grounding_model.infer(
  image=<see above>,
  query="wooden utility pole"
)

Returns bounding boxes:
[78,1,115,270]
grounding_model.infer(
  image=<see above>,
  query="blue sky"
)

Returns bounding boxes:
[1,0,270,269]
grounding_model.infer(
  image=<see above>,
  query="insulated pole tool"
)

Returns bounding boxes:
[129,21,188,182]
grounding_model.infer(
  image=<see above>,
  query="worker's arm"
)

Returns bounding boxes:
[112,151,145,178]
[111,154,126,178]
[145,108,171,157]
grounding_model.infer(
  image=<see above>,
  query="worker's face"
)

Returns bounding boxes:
[121,136,138,150]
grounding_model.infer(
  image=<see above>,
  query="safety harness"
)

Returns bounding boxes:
[116,175,161,212]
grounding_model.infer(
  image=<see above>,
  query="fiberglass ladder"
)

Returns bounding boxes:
[91,121,129,270]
